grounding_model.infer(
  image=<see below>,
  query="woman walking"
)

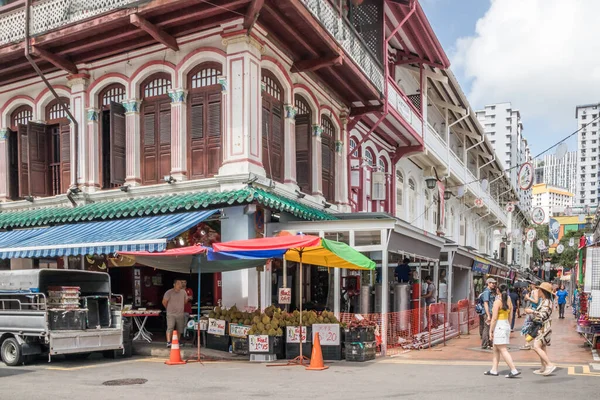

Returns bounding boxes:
[556,284,568,319]
[520,283,540,350]
[524,282,556,376]
[484,284,520,378]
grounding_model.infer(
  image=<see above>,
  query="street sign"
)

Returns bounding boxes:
[536,239,546,251]
[557,244,565,254]
[518,162,534,191]
[474,198,484,208]
[526,228,536,242]
[505,202,515,213]
[569,238,575,247]
[532,207,545,225]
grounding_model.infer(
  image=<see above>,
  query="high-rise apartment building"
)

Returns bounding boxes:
[532,184,575,223]
[533,152,577,202]
[576,103,600,206]
[476,102,532,214]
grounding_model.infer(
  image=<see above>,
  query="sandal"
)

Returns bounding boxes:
[506,371,521,378]
[484,370,499,376]
[542,366,557,376]
[533,369,545,375]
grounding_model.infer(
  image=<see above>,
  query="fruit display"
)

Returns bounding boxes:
[246,305,339,336]
[208,305,253,325]
[348,318,378,329]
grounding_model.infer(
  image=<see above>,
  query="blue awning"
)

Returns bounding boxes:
[0,210,217,259]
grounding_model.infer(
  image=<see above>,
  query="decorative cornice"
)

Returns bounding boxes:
[217,76,227,92]
[168,89,187,103]
[123,99,142,113]
[312,125,323,137]
[0,128,9,141]
[284,105,297,120]
[221,34,264,53]
[66,73,90,88]
[86,109,99,122]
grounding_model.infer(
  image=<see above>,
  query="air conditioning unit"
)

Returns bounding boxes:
[372,171,386,201]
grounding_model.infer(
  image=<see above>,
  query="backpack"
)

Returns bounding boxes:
[475,292,486,315]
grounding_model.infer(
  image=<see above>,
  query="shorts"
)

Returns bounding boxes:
[167,314,186,336]
[493,319,511,345]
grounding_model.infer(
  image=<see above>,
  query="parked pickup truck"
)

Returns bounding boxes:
[0,269,128,366]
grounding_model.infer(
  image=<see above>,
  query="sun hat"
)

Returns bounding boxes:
[486,277,497,284]
[537,282,555,296]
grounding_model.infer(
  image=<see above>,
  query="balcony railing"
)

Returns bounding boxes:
[387,79,423,137]
[300,0,384,93]
[0,0,139,46]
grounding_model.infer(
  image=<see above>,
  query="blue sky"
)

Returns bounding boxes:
[418,0,595,159]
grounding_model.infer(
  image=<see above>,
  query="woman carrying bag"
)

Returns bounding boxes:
[524,282,556,376]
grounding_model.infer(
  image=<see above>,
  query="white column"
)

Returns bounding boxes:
[0,129,8,201]
[124,99,142,186]
[334,267,341,317]
[447,251,454,317]
[337,115,349,209]
[219,34,264,176]
[284,104,297,185]
[168,88,188,181]
[68,75,89,188]
[86,108,100,191]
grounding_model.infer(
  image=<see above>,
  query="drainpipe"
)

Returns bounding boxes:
[444,108,470,179]
[24,0,79,192]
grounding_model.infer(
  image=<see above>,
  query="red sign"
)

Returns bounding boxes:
[278,288,291,304]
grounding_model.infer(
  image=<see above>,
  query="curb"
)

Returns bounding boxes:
[132,344,244,362]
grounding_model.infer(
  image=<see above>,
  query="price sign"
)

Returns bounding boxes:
[248,335,270,352]
[199,319,208,331]
[286,326,308,343]
[207,318,226,335]
[229,324,251,338]
[278,288,291,304]
[312,324,340,346]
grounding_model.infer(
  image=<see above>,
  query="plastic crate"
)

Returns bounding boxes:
[206,333,230,352]
[320,345,342,361]
[345,341,376,362]
[344,326,376,342]
[285,342,312,359]
[231,337,249,356]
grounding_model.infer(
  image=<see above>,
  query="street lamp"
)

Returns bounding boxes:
[443,189,453,201]
[424,176,437,190]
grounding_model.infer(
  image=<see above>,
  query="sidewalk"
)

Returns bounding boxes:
[133,341,245,362]
[392,314,591,364]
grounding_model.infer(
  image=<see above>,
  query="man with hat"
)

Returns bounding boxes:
[481,277,497,349]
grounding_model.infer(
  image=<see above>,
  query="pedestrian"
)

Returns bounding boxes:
[556,284,569,319]
[423,275,437,328]
[480,278,497,349]
[508,286,519,331]
[524,282,556,376]
[394,257,411,283]
[484,283,520,378]
[162,279,188,348]
[520,283,540,350]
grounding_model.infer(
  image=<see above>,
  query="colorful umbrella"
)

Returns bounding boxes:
[213,233,375,365]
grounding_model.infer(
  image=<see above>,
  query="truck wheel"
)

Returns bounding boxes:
[1,338,24,367]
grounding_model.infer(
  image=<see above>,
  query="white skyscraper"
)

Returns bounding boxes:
[576,103,600,206]
[534,152,577,201]
[476,102,532,214]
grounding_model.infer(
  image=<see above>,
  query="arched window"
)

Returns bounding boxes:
[141,73,172,185]
[44,97,70,196]
[408,178,416,222]
[262,70,284,182]
[295,95,312,193]
[46,97,70,122]
[321,115,336,202]
[365,149,374,167]
[188,63,222,179]
[349,138,358,157]
[98,83,127,188]
[396,170,404,219]
[424,189,430,223]
[10,105,32,130]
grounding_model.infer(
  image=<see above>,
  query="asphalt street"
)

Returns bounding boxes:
[0,355,598,400]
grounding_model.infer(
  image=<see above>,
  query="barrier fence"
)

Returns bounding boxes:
[340,299,479,356]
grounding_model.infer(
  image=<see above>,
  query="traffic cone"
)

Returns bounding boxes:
[306,333,328,371]
[165,330,186,365]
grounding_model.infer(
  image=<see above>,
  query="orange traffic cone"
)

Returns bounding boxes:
[306,333,329,371]
[165,330,186,365]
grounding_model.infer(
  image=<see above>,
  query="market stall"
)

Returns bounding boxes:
[576,246,600,348]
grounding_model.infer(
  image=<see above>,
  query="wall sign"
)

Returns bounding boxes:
[312,324,340,346]
[526,228,536,242]
[207,318,226,335]
[474,198,484,208]
[278,288,291,304]
[532,207,545,225]
[536,239,546,251]
[518,162,534,191]
[286,326,308,343]
[505,202,515,213]
[472,259,490,274]
[248,335,270,352]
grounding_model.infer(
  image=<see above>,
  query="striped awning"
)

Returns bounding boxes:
[0,210,217,259]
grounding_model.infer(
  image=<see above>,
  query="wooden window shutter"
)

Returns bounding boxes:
[109,101,126,185]
[17,124,29,198]
[60,123,71,193]
[189,93,205,179]
[261,99,271,178]
[295,114,311,193]
[206,92,222,177]
[158,101,171,180]
[27,122,49,197]
[271,104,283,182]
[321,134,335,202]
[142,104,157,184]
[8,130,18,200]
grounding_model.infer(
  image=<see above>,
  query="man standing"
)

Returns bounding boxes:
[162,279,188,348]
[423,276,437,328]
[394,258,412,283]
[481,278,497,349]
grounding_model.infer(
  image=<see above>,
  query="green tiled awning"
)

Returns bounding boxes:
[0,187,336,230]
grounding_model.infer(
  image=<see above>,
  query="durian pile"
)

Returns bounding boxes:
[246,305,339,336]
[208,305,253,325]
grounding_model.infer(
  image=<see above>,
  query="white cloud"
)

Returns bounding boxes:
[452,0,600,133]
